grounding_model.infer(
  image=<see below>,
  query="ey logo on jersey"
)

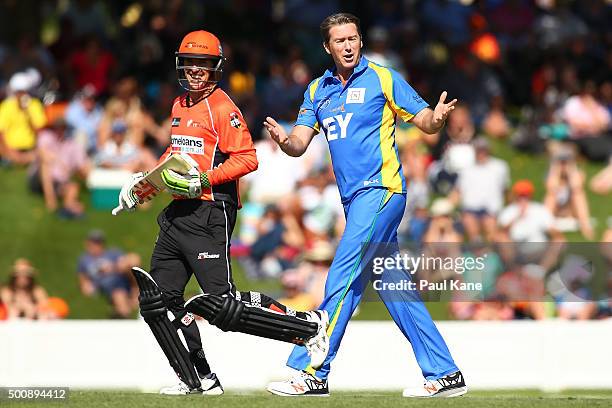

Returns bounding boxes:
[322,113,352,141]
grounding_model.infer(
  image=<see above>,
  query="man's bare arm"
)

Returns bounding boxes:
[410,91,457,134]
[263,117,317,157]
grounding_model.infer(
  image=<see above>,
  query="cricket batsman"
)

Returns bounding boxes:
[263,13,467,397]
[115,30,329,395]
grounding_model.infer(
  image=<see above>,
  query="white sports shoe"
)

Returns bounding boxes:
[200,373,224,395]
[267,370,329,397]
[402,371,467,398]
[304,310,329,370]
[159,373,224,396]
[159,381,197,395]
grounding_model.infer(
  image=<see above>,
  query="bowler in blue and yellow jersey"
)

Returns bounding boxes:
[264,12,467,398]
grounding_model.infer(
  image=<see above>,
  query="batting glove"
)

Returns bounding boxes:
[161,167,202,199]
[117,172,146,212]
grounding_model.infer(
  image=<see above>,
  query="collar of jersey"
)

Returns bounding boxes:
[322,56,369,84]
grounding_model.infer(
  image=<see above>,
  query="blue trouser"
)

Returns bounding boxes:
[286,188,459,380]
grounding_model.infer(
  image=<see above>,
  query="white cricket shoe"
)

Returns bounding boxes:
[159,373,223,396]
[402,371,467,398]
[304,310,329,370]
[200,373,224,395]
[267,370,329,397]
[159,381,197,395]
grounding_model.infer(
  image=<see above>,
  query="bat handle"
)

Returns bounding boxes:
[111,205,124,216]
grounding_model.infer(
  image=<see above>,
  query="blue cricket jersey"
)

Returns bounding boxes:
[295,56,429,204]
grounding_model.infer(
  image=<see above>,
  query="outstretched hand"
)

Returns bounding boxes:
[432,91,457,128]
[263,116,289,147]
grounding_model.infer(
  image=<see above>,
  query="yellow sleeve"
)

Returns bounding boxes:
[28,99,47,130]
[0,101,10,132]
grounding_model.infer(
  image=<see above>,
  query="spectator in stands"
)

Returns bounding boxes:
[453,138,510,241]
[0,258,50,320]
[244,131,306,206]
[427,104,476,195]
[497,180,564,272]
[297,167,344,243]
[295,240,335,307]
[544,146,594,239]
[68,35,116,96]
[559,79,611,162]
[277,271,317,312]
[65,84,103,155]
[0,72,46,165]
[495,264,547,320]
[364,26,404,73]
[589,155,612,196]
[77,230,138,318]
[421,198,463,283]
[95,120,142,171]
[98,77,163,160]
[439,53,504,127]
[28,116,89,218]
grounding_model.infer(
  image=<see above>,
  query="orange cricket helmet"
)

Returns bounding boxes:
[176,30,225,92]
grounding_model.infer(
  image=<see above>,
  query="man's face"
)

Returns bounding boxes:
[183,57,215,91]
[324,23,362,72]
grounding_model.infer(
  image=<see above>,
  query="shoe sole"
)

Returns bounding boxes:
[201,388,224,396]
[266,387,330,397]
[403,386,468,398]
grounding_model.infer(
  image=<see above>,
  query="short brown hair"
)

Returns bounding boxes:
[320,13,361,44]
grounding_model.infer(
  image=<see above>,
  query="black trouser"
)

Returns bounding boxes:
[151,199,236,358]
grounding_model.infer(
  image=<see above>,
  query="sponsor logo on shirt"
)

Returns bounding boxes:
[229,112,241,129]
[171,135,204,155]
[317,98,331,111]
[363,178,380,186]
[186,119,203,128]
[322,112,353,141]
[346,88,365,104]
[171,117,181,127]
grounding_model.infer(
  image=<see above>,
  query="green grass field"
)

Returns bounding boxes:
[0,139,609,319]
[2,390,612,408]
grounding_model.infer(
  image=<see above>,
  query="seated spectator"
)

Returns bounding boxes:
[28,117,89,218]
[497,180,564,272]
[297,168,344,243]
[0,258,50,320]
[559,80,612,162]
[544,147,594,239]
[240,202,305,280]
[277,271,317,312]
[453,138,510,241]
[427,104,475,195]
[295,240,335,307]
[98,77,163,151]
[65,84,103,155]
[421,198,463,283]
[0,72,47,165]
[95,120,154,172]
[77,230,138,318]
[495,264,547,320]
[590,155,612,195]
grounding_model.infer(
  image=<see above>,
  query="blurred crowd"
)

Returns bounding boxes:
[0,0,611,320]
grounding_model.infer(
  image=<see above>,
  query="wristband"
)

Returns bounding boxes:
[200,172,211,189]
